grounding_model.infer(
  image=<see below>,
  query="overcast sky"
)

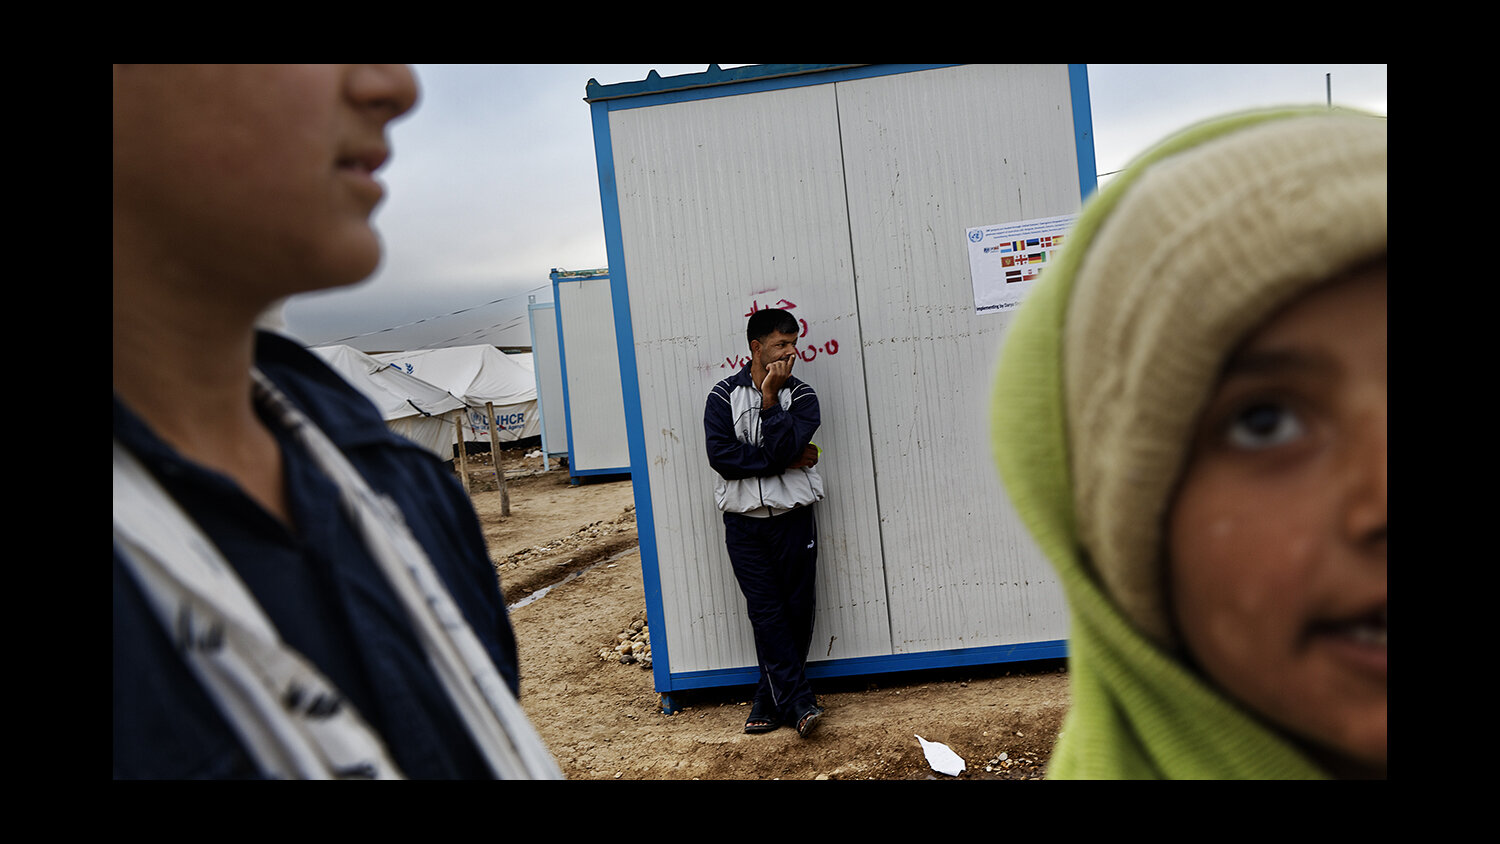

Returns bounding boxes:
[279,63,1387,353]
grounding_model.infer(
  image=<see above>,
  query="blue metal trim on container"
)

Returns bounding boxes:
[654,640,1070,712]
[587,64,959,113]
[584,64,865,103]
[1068,64,1100,201]
[589,64,1091,700]
[567,466,630,479]
[588,99,675,693]
[662,640,1070,692]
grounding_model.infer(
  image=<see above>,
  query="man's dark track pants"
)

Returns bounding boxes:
[723,505,818,717]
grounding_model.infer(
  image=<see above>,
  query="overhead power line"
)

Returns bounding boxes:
[315,283,550,347]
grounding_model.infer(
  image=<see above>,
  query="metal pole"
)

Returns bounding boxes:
[486,401,511,516]
[456,413,471,495]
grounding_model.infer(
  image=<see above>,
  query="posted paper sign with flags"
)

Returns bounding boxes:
[967,212,1077,314]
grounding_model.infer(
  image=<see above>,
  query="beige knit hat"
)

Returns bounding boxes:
[1062,108,1387,647]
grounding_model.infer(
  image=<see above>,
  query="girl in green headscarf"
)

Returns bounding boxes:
[991,107,1386,779]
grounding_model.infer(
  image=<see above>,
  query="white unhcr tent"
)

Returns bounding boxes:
[373,345,542,446]
[312,344,469,458]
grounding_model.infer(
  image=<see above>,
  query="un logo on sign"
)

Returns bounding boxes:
[968,229,984,243]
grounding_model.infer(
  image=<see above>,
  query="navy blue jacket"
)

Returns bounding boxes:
[113,332,518,779]
[704,364,823,514]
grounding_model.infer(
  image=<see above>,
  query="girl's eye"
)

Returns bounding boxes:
[1226,402,1305,450]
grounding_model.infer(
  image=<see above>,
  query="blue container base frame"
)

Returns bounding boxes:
[656,639,1067,714]
[567,470,630,487]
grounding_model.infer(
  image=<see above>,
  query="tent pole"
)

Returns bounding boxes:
[455,413,471,495]
[486,401,511,516]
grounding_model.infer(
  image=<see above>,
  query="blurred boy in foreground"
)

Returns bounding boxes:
[113,65,559,779]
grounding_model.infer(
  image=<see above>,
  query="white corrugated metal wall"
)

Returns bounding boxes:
[596,64,1082,689]
[555,275,630,475]
[837,66,1077,652]
[527,300,568,469]
[609,83,891,673]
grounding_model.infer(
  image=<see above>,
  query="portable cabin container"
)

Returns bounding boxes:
[549,268,631,481]
[586,64,1097,710]
[526,295,568,471]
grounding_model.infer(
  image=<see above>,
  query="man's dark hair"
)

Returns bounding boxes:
[746,308,799,348]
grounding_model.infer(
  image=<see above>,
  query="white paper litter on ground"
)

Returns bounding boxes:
[915,734,965,776]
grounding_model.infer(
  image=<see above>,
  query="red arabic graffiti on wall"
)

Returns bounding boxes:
[721,297,842,370]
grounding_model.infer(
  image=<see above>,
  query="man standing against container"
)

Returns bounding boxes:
[704,308,826,738]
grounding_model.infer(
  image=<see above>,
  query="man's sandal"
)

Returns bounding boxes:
[743,700,781,734]
[795,705,824,739]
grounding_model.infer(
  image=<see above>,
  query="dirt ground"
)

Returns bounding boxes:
[459,445,1070,780]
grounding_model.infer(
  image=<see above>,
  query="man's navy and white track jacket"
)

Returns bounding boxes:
[704,363,824,516]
